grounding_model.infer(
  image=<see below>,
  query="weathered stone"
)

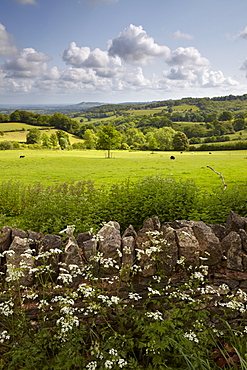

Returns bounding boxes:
[64,238,84,268]
[192,221,222,266]
[6,236,34,286]
[159,227,178,276]
[122,224,137,239]
[98,221,122,273]
[12,228,28,240]
[121,225,137,280]
[166,220,194,229]
[77,232,92,248]
[239,279,247,289]
[239,229,247,253]
[136,220,161,277]
[0,226,12,253]
[209,224,226,241]
[62,238,84,286]
[37,234,63,280]
[142,216,160,231]
[27,230,43,252]
[175,226,200,267]
[222,231,243,271]
[122,225,137,266]
[242,253,247,272]
[82,239,97,263]
[225,210,247,234]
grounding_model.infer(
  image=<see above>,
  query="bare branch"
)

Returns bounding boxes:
[207,166,227,191]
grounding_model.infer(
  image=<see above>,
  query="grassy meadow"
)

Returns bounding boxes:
[0,149,246,190]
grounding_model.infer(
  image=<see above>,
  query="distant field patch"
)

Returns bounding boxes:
[0,122,44,131]
[0,126,81,144]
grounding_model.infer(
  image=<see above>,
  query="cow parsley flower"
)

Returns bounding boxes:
[184,331,199,343]
[146,311,163,321]
[86,361,97,370]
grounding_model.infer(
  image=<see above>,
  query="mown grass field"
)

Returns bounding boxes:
[0,149,246,190]
[0,124,82,144]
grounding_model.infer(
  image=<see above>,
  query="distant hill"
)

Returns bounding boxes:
[2,93,247,116]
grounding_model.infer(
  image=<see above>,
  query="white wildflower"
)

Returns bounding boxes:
[77,284,95,298]
[118,358,127,368]
[122,246,132,254]
[184,331,199,343]
[177,256,186,265]
[128,292,142,301]
[148,287,161,296]
[104,360,114,369]
[111,296,120,305]
[109,348,118,356]
[0,330,10,343]
[146,311,163,321]
[0,300,14,316]
[86,361,97,370]
[152,275,161,283]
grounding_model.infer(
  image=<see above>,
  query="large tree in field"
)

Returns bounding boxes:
[26,128,41,144]
[152,127,176,150]
[97,125,122,158]
[173,131,189,151]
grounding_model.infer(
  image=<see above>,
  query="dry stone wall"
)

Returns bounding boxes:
[1,210,247,291]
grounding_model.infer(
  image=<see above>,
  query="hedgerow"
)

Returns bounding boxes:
[0,176,247,234]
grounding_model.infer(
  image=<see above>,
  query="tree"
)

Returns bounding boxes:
[233,118,246,131]
[49,133,59,148]
[218,111,233,122]
[97,125,122,158]
[41,133,51,148]
[152,127,176,150]
[148,136,159,152]
[124,128,146,148]
[83,129,97,149]
[26,128,41,144]
[56,130,70,150]
[173,131,189,151]
[10,110,21,122]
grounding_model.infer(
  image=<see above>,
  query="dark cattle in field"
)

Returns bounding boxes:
[170,155,175,160]
[20,155,25,158]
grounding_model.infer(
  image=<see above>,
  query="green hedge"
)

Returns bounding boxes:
[0,177,247,234]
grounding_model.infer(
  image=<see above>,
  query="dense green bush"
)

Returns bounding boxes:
[0,177,247,234]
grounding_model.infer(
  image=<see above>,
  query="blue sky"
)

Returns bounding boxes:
[1,0,247,104]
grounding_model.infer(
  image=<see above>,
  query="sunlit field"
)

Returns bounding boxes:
[0,149,246,189]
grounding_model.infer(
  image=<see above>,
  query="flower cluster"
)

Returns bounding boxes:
[184,331,199,343]
[0,299,14,316]
[145,310,163,321]
[0,330,10,343]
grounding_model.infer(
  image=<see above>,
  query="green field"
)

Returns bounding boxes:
[0,149,246,190]
[0,125,82,144]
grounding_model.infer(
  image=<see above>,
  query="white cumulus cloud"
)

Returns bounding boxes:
[0,24,18,56]
[62,42,123,77]
[172,30,194,40]
[108,24,170,65]
[167,47,210,67]
[3,47,52,78]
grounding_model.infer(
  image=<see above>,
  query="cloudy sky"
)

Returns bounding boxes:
[1,0,247,104]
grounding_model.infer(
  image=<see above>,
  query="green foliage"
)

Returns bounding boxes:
[1,175,247,234]
[0,141,14,150]
[97,125,122,158]
[1,235,247,369]
[173,131,189,151]
[26,128,41,144]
